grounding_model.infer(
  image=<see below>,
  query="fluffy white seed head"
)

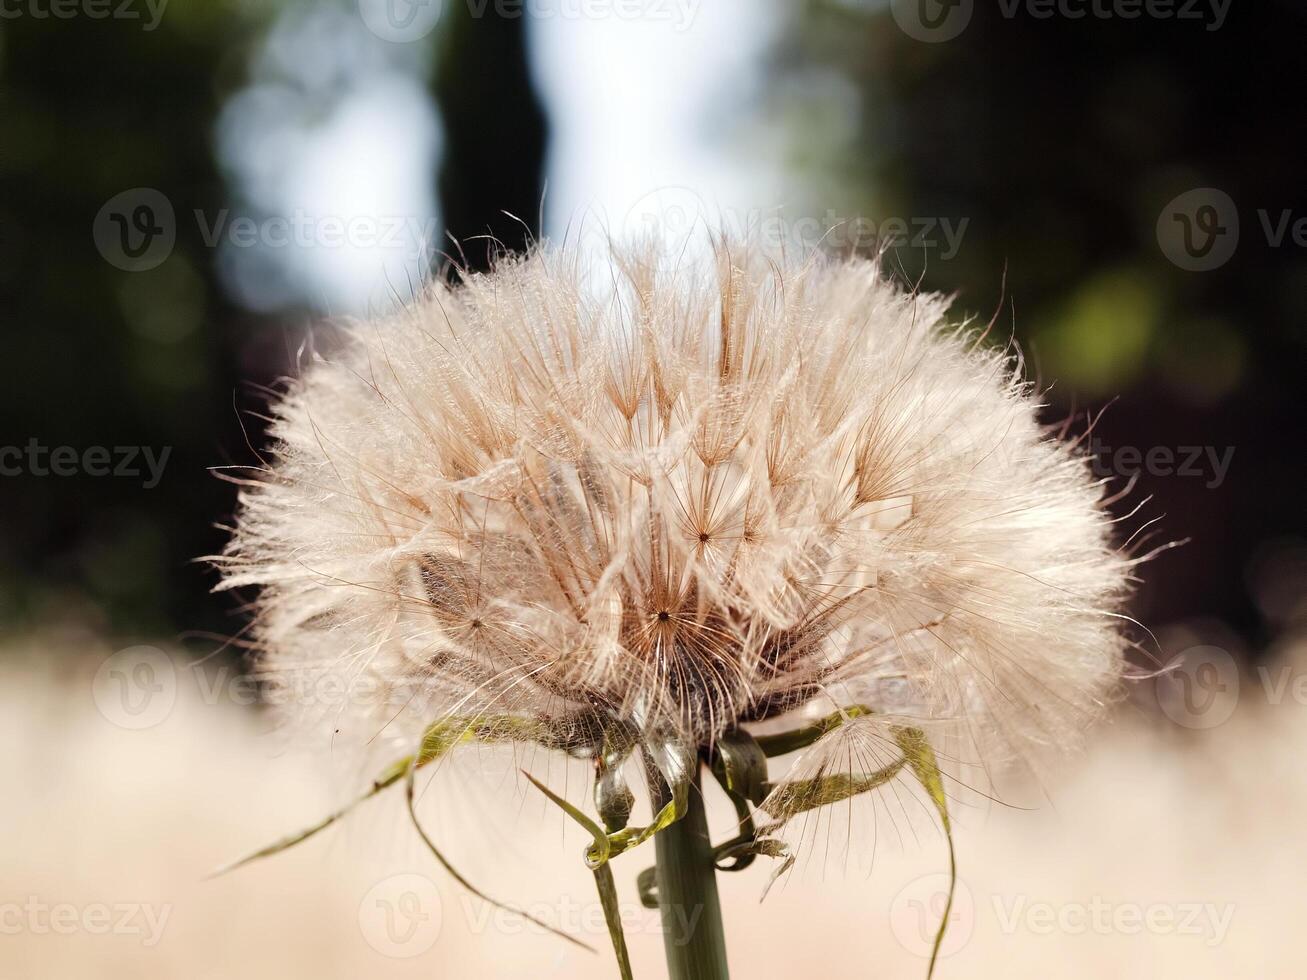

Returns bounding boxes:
[215,239,1131,774]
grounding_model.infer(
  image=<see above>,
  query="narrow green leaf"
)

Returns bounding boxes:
[521,770,611,868]
[592,862,635,980]
[760,758,907,820]
[211,713,577,877]
[207,804,354,878]
[209,749,434,877]
[405,755,593,952]
[760,848,796,902]
[753,705,873,757]
[522,771,632,978]
[894,726,955,980]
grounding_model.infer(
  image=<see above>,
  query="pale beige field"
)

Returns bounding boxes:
[3,627,1302,978]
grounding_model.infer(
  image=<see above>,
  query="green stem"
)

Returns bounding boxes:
[649,763,730,980]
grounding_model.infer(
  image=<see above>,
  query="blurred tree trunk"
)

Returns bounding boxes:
[433,9,548,274]
[0,8,276,638]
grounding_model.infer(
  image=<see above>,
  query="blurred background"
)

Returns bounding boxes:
[2,0,1306,976]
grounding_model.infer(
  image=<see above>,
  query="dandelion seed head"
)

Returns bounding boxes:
[215,237,1131,773]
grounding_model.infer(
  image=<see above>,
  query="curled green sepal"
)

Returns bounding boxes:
[893,726,955,980]
[706,742,762,872]
[710,728,769,807]
[640,836,794,906]
[594,728,638,834]
[404,755,593,952]
[636,865,659,909]
[521,772,632,979]
[708,835,794,899]
[524,739,690,872]
[713,834,786,872]
[600,779,687,862]
[581,737,693,864]
[760,756,907,820]
[753,704,874,757]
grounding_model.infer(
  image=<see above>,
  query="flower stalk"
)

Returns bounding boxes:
[650,764,730,980]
